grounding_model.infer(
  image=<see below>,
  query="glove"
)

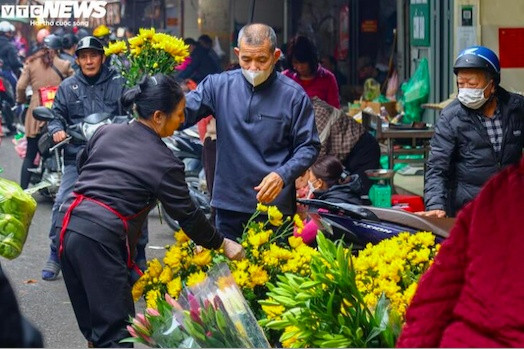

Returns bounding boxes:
[221,238,245,260]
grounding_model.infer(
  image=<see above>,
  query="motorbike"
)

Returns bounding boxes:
[297,198,453,250]
[27,106,119,199]
[161,126,212,231]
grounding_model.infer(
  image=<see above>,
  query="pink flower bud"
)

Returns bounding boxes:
[127,325,138,338]
[146,308,160,317]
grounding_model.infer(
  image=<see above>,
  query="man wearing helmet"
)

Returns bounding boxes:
[41,36,126,281]
[0,21,23,95]
[420,46,524,218]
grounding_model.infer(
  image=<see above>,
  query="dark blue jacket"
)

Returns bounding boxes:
[0,36,23,72]
[177,45,222,83]
[425,87,524,216]
[185,69,320,215]
[48,65,125,164]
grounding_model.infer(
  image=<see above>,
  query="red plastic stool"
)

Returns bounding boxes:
[391,194,425,213]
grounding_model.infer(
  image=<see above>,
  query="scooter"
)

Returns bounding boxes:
[26,107,116,199]
[298,198,452,250]
[161,127,211,231]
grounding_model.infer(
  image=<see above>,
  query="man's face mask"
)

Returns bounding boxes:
[241,67,273,87]
[457,81,492,110]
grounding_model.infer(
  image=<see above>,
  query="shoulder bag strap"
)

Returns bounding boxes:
[51,64,65,81]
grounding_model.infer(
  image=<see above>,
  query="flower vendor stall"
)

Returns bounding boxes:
[129,203,440,348]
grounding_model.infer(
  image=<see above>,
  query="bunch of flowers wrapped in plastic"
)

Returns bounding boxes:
[104,27,189,87]
[125,263,270,348]
[353,231,440,318]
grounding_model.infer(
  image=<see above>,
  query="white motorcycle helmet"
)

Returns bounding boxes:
[0,21,13,34]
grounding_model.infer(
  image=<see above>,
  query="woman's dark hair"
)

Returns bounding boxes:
[286,35,319,75]
[121,74,184,119]
[311,155,349,188]
[27,47,55,68]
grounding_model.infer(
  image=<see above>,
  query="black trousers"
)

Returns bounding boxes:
[344,131,381,195]
[202,137,217,225]
[20,135,41,189]
[60,230,134,348]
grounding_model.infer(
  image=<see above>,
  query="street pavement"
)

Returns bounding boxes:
[0,134,176,347]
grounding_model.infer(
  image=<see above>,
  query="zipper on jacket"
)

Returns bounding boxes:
[245,86,254,122]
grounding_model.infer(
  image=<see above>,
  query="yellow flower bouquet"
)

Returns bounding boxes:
[104,28,189,87]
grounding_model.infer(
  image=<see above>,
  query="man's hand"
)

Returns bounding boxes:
[221,238,245,260]
[415,209,446,218]
[254,172,284,204]
[52,130,67,143]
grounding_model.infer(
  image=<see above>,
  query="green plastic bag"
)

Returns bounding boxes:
[0,178,37,259]
[400,58,430,124]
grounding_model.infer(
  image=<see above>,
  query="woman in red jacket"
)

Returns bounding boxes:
[283,35,340,108]
[397,156,524,347]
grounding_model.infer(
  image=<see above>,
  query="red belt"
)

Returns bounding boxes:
[59,192,150,277]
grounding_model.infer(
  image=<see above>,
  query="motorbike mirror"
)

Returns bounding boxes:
[84,112,112,124]
[32,106,55,122]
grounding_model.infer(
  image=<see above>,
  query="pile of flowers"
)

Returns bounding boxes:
[261,232,440,347]
[104,27,189,87]
[132,203,441,348]
[353,231,439,318]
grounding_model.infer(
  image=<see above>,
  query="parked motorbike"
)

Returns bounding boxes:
[298,198,452,250]
[161,127,211,231]
[26,106,118,199]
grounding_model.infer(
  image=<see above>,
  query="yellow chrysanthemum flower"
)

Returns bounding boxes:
[138,27,155,40]
[267,206,283,226]
[158,266,173,284]
[281,326,300,348]
[131,278,147,302]
[261,302,285,320]
[192,249,212,267]
[174,229,190,244]
[104,40,127,56]
[248,231,270,248]
[256,203,268,212]
[247,264,269,287]
[167,276,182,298]
[186,270,207,287]
[147,259,163,278]
[145,289,161,309]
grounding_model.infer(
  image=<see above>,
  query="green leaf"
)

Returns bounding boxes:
[299,280,322,290]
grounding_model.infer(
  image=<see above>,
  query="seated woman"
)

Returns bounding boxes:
[295,155,362,245]
[311,97,381,194]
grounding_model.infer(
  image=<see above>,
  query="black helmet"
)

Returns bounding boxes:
[453,46,501,85]
[43,34,62,50]
[62,33,79,49]
[75,36,104,54]
[53,28,65,38]
[76,28,90,40]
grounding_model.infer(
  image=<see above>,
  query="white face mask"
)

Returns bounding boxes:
[457,82,492,110]
[306,180,317,198]
[241,67,273,87]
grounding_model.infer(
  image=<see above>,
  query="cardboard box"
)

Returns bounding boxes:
[357,100,398,118]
